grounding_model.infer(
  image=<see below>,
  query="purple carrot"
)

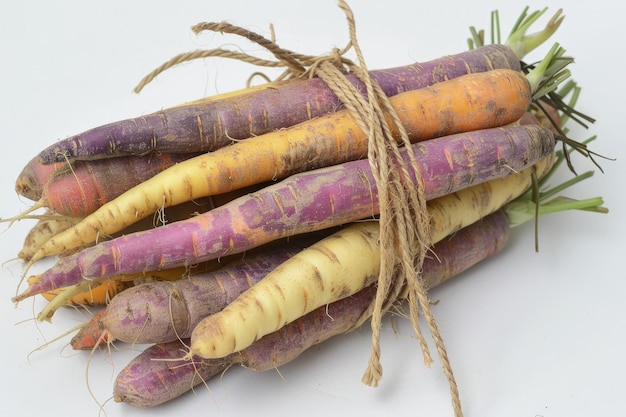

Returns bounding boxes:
[13,124,554,303]
[38,45,519,164]
[113,209,510,407]
[102,233,331,345]
[113,339,233,407]
[16,124,553,301]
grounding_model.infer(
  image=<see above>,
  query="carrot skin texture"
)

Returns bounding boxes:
[15,124,554,301]
[18,215,81,261]
[71,309,110,350]
[41,152,199,218]
[82,124,552,275]
[71,232,331,349]
[29,276,128,307]
[239,209,511,371]
[189,154,555,359]
[17,197,214,261]
[34,68,532,259]
[103,235,326,344]
[112,339,232,407]
[38,44,520,164]
[113,210,510,407]
[15,157,67,201]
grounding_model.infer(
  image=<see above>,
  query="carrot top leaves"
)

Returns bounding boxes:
[524,42,572,101]
[468,7,564,59]
[505,170,608,229]
[467,6,612,174]
[468,7,588,126]
[528,64,610,173]
[504,7,564,59]
[543,80,587,131]
[503,143,608,251]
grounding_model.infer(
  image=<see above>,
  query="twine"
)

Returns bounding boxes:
[134,21,355,93]
[136,2,462,416]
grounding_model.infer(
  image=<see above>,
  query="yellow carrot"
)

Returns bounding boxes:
[189,155,555,359]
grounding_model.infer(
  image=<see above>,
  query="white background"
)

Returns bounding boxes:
[1,1,623,416]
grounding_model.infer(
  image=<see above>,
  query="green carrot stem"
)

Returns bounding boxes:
[468,7,564,59]
[538,170,595,201]
[504,196,607,228]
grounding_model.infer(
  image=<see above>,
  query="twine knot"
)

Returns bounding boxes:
[134,2,463,416]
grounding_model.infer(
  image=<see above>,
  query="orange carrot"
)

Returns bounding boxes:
[70,310,110,350]
[26,275,129,307]
[11,152,199,219]
[13,183,259,261]
[15,156,67,202]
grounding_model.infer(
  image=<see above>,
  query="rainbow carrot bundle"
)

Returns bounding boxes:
[1,4,609,417]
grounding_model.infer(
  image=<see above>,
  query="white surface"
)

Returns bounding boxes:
[1,1,623,416]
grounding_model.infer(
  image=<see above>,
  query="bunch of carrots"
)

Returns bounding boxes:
[2,3,609,416]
